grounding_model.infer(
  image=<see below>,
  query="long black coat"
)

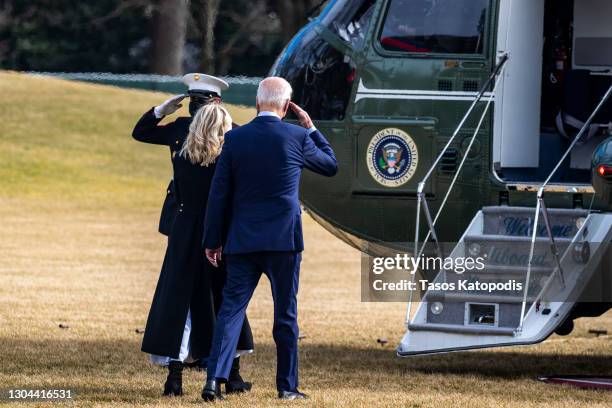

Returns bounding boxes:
[132,109,182,236]
[133,109,254,360]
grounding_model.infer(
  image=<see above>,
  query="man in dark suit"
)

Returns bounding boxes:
[201,77,338,401]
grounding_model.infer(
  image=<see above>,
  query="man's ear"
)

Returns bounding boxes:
[282,100,290,117]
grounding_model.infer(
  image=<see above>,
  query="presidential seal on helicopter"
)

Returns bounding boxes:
[366,128,419,187]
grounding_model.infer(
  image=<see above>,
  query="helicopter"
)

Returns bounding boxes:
[270,0,612,355]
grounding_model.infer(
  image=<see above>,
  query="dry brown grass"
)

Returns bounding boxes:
[0,72,611,407]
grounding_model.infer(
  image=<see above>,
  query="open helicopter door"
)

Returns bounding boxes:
[566,0,612,170]
[398,206,612,355]
[493,0,612,182]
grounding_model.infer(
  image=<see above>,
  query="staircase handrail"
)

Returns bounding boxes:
[405,54,509,326]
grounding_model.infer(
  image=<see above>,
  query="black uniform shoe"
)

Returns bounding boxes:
[226,375,252,393]
[278,390,308,400]
[226,357,252,394]
[163,361,183,396]
[202,378,224,402]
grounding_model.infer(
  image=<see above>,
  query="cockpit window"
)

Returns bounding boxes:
[321,0,377,49]
[380,0,489,55]
[278,36,354,121]
[270,0,377,121]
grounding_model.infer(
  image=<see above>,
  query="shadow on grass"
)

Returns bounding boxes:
[1,336,610,402]
[301,342,612,378]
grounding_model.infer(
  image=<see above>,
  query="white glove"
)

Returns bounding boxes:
[153,94,186,118]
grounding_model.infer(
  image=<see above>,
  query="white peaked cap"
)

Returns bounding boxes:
[182,73,229,95]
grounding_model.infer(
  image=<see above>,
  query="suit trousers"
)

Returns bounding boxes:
[206,251,301,392]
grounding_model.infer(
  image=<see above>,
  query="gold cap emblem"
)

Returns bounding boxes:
[194,74,200,81]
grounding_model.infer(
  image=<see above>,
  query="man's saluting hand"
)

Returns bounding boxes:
[289,102,314,129]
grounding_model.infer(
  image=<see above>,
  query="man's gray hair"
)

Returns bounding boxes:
[256,77,292,109]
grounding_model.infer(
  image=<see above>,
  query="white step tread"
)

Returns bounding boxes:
[482,206,589,216]
[425,291,534,303]
[464,234,574,243]
[408,322,516,336]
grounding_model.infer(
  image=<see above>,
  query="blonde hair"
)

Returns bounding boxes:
[180,103,232,166]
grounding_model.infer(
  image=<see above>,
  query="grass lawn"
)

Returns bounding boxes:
[0,71,610,407]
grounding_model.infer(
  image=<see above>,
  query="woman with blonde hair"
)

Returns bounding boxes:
[141,102,254,397]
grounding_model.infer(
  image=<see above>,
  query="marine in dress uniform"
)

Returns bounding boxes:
[134,75,240,236]
[132,73,254,397]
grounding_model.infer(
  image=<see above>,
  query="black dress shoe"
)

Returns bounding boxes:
[226,357,252,393]
[163,361,183,396]
[278,390,308,400]
[202,378,224,402]
[226,375,252,393]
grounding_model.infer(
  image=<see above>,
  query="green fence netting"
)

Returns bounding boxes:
[28,72,260,107]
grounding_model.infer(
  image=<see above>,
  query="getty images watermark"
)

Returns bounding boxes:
[360,241,612,302]
[360,248,524,302]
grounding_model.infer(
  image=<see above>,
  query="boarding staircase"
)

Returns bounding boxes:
[399,204,612,355]
[410,206,586,335]
[397,55,612,355]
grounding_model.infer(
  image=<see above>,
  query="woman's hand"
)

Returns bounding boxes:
[205,247,222,267]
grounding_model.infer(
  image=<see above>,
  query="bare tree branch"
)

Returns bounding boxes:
[197,0,220,72]
[89,0,152,27]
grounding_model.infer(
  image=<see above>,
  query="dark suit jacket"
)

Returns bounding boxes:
[203,115,338,254]
[132,108,191,235]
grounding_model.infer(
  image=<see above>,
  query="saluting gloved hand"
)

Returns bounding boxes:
[153,94,186,118]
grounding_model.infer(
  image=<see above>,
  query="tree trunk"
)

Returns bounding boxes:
[198,0,220,73]
[150,0,189,75]
[275,0,296,43]
[275,0,317,44]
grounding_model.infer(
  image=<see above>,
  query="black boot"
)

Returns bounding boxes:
[225,356,252,393]
[202,377,224,402]
[163,361,183,396]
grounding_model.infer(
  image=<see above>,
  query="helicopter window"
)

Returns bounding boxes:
[271,30,355,121]
[379,0,489,55]
[270,0,375,121]
[296,42,355,121]
[321,0,377,49]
